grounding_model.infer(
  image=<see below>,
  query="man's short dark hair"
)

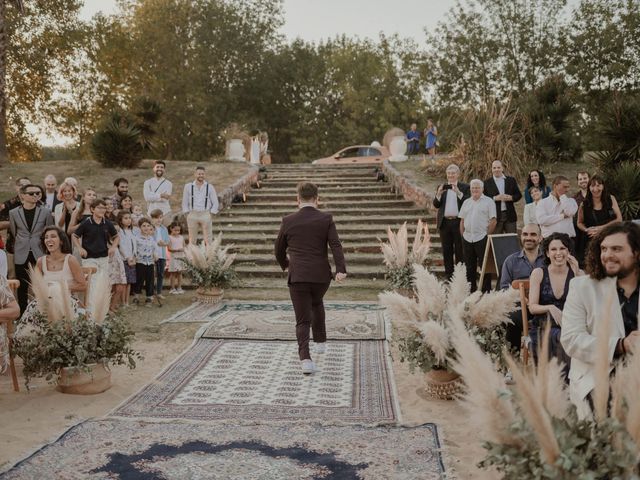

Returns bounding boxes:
[297,182,318,201]
[585,222,640,280]
[195,166,205,171]
[154,160,166,167]
[20,184,40,194]
[114,177,128,187]
[40,226,72,255]
[576,171,590,180]
[552,175,569,186]
[90,198,107,209]
[150,209,163,219]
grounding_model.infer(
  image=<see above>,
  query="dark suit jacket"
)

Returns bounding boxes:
[432,182,470,229]
[483,176,522,223]
[274,206,346,284]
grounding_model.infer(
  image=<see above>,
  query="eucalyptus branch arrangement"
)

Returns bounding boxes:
[181,233,239,290]
[380,220,431,289]
[379,263,518,373]
[447,307,640,478]
[12,268,141,389]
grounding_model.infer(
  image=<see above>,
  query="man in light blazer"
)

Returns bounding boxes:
[483,160,522,234]
[275,182,347,375]
[9,184,54,312]
[561,222,640,419]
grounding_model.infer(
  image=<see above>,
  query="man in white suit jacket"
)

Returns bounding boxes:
[561,222,640,419]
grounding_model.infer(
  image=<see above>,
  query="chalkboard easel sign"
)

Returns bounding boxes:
[478,233,520,288]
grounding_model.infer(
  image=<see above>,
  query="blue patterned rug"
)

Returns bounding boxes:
[110,338,400,425]
[1,419,445,479]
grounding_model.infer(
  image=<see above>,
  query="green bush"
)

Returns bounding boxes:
[606,161,640,220]
[91,112,144,168]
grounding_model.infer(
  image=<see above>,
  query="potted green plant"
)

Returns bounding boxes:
[12,269,141,393]
[181,233,239,304]
[379,263,518,399]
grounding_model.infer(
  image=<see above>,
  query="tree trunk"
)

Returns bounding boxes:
[0,1,10,166]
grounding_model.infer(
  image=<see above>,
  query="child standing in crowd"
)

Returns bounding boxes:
[167,222,186,294]
[117,211,137,306]
[133,218,156,307]
[103,197,116,222]
[150,209,169,299]
[118,195,133,215]
[131,204,144,227]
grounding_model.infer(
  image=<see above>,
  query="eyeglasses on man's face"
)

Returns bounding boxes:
[24,191,41,196]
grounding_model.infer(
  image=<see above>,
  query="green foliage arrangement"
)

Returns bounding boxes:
[181,234,239,290]
[13,312,140,390]
[606,162,640,220]
[380,264,518,373]
[91,111,144,168]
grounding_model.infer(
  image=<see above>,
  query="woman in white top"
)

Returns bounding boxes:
[523,186,542,226]
[249,131,261,165]
[18,227,86,327]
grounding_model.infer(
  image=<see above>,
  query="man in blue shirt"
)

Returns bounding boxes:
[406,123,420,155]
[500,223,545,353]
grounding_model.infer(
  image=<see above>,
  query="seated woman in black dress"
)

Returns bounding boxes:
[528,232,583,379]
[576,175,622,264]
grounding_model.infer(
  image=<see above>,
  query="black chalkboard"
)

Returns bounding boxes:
[479,234,520,287]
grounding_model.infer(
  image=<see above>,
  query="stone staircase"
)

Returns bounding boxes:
[213,164,442,292]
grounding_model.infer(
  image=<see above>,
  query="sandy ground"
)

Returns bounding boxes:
[0,293,492,479]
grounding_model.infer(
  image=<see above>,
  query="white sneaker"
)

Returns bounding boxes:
[176,288,185,294]
[312,343,326,354]
[169,288,178,295]
[301,359,316,375]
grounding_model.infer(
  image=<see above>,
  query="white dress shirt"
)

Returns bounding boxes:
[45,192,56,210]
[443,186,462,217]
[536,194,578,237]
[182,181,219,214]
[493,175,507,211]
[143,177,173,215]
[458,194,497,242]
[523,202,538,226]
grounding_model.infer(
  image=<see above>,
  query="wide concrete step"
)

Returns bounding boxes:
[231,242,442,254]
[260,179,382,187]
[265,165,375,171]
[237,200,417,209]
[214,214,428,226]
[234,263,445,279]
[216,223,437,233]
[234,252,443,266]
[254,185,392,194]
[220,207,429,217]
[220,231,441,242]
[242,192,402,201]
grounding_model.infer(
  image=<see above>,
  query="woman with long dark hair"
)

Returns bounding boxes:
[524,169,551,204]
[576,175,622,263]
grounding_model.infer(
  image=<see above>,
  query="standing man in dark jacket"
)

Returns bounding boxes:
[275,182,347,375]
[483,160,522,234]
[432,164,470,279]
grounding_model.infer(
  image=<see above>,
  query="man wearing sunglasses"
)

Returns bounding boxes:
[9,184,53,312]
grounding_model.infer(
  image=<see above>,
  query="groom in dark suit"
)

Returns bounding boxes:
[483,160,522,234]
[275,182,347,375]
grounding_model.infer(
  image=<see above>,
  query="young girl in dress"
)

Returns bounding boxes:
[131,204,144,229]
[167,222,186,294]
[117,210,137,306]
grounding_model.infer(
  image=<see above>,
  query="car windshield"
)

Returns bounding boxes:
[358,147,381,157]
[337,147,360,158]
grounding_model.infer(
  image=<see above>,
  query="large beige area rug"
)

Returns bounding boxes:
[110,338,399,425]
[1,419,445,479]
[164,301,386,341]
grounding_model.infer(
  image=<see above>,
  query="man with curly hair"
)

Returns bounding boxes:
[561,221,640,418]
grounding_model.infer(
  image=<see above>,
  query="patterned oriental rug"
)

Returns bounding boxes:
[110,339,399,425]
[1,419,445,479]
[198,302,386,341]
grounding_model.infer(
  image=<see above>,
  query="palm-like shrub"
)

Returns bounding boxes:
[448,307,640,478]
[92,112,144,168]
[181,233,239,290]
[606,161,640,220]
[379,264,518,373]
[380,220,431,289]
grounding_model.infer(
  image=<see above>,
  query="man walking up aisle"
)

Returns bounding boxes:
[275,182,347,375]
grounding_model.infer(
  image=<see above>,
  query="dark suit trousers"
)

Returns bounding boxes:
[440,218,463,279]
[15,252,36,313]
[289,281,330,360]
[462,238,491,293]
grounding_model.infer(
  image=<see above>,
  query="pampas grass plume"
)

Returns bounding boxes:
[410,220,431,264]
[28,265,54,321]
[464,288,519,328]
[447,263,470,314]
[448,312,521,447]
[88,270,111,325]
[505,354,561,465]
[419,320,450,364]
[378,290,420,330]
[413,264,447,318]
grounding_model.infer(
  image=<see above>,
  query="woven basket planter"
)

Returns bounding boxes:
[196,287,224,304]
[424,369,463,400]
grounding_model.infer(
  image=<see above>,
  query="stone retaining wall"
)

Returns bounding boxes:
[382,160,433,212]
[218,165,260,209]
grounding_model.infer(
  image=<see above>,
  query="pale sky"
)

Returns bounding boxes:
[80,0,454,44]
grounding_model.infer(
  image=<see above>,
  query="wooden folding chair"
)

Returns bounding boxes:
[80,266,97,304]
[3,279,21,391]
[511,279,531,365]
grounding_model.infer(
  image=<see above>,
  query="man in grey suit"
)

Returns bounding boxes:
[9,184,54,312]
